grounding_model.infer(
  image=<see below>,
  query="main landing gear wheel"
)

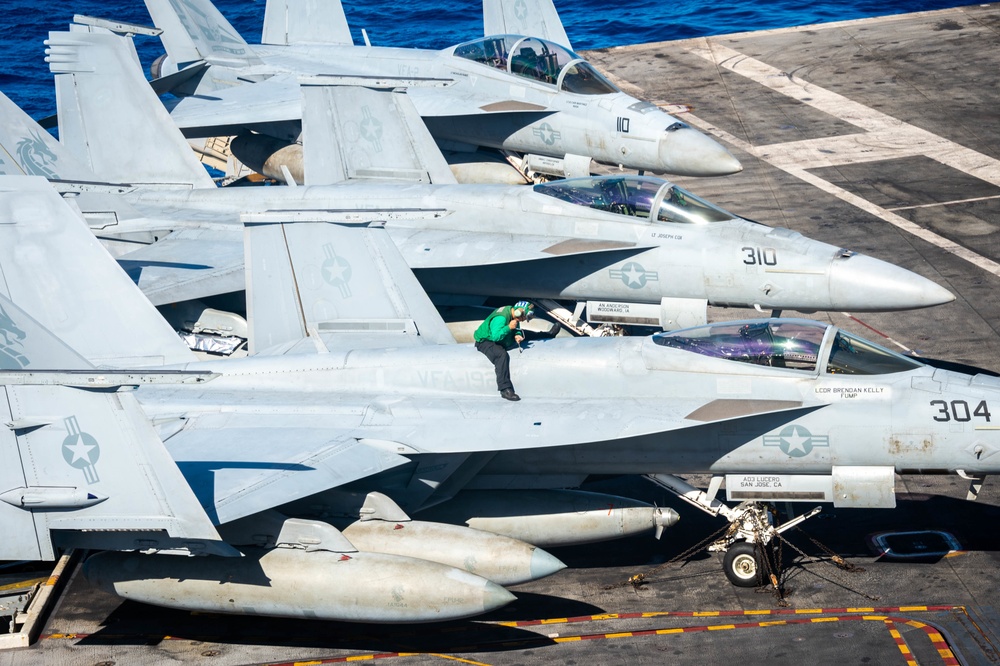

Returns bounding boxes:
[723,541,764,587]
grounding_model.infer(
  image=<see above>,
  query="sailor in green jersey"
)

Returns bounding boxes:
[473,300,535,401]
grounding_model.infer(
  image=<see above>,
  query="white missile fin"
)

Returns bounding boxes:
[359,492,411,523]
[276,518,359,553]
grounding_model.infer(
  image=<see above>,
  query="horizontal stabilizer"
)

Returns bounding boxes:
[245,212,456,355]
[483,0,572,51]
[263,0,353,46]
[300,77,458,186]
[0,177,195,367]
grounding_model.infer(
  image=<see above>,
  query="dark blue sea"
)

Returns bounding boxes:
[0,0,977,120]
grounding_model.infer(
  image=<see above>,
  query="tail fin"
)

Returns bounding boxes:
[483,0,572,51]
[245,213,455,355]
[0,176,195,367]
[144,0,263,68]
[0,91,97,181]
[262,0,353,46]
[46,30,216,188]
[300,77,457,186]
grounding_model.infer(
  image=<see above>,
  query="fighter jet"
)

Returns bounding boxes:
[7,30,952,332]
[2,168,999,617]
[135,0,742,180]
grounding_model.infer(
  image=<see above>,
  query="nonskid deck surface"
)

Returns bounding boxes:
[7,472,998,665]
[7,5,1000,664]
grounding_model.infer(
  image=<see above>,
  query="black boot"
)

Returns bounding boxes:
[500,388,520,401]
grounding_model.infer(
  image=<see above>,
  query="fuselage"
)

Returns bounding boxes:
[140,319,1000,480]
[115,176,951,312]
[164,36,741,177]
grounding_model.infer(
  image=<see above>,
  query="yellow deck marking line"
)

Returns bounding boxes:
[426,654,492,666]
[0,577,46,592]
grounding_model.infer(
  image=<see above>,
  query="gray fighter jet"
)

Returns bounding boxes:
[5,164,1000,609]
[135,0,742,180]
[3,30,952,329]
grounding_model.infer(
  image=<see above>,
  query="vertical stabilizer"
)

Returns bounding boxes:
[0,177,195,367]
[0,92,96,181]
[144,0,263,68]
[245,214,455,355]
[483,0,572,51]
[300,77,457,186]
[262,0,353,46]
[46,31,215,188]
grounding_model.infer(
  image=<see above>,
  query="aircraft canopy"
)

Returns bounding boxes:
[653,319,925,375]
[453,35,618,94]
[534,176,737,224]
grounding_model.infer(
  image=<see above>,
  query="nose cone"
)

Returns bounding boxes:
[482,581,517,613]
[658,127,742,177]
[829,252,955,311]
[529,547,567,581]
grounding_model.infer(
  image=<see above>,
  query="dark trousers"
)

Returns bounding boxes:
[475,340,513,392]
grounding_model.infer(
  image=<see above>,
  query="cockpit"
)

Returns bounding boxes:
[533,176,738,224]
[453,35,619,94]
[652,319,925,375]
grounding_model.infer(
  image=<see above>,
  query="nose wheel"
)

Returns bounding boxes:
[723,541,764,587]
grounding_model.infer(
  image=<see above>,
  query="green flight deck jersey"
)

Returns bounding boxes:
[473,305,522,347]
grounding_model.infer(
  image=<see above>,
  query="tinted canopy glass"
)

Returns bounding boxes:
[454,35,618,94]
[535,176,738,224]
[654,320,828,371]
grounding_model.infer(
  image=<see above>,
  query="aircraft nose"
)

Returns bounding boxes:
[657,127,742,177]
[828,252,955,311]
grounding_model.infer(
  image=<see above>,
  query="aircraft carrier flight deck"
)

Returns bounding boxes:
[4,4,1000,664]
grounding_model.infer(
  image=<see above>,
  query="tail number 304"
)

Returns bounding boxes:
[931,399,991,422]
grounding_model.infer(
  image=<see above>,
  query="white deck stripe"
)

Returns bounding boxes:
[888,194,1000,212]
[664,41,1000,278]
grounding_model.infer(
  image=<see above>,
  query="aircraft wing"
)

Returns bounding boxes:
[150,391,823,514]
[117,229,246,306]
[262,0,353,46]
[391,229,652,267]
[167,75,553,137]
[164,417,411,525]
[245,212,457,355]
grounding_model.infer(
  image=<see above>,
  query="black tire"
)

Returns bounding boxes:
[723,541,764,587]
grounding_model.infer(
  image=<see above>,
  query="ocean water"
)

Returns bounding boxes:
[0,0,976,120]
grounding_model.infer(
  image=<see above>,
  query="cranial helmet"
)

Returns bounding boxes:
[513,300,535,319]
